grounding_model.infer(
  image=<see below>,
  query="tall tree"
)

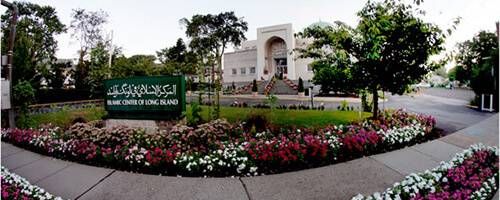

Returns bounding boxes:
[70,8,108,90]
[111,54,157,78]
[87,41,121,94]
[157,38,187,64]
[297,0,452,117]
[1,1,66,89]
[454,31,499,110]
[156,38,199,75]
[48,61,70,89]
[295,22,357,94]
[180,11,248,118]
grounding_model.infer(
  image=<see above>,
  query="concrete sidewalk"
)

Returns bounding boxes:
[1,114,498,200]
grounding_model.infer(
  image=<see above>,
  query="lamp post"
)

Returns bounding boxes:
[309,86,314,108]
[1,0,18,128]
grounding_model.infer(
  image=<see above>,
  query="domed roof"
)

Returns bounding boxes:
[307,20,334,29]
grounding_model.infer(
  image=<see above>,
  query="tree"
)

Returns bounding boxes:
[48,61,70,89]
[297,0,450,117]
[157,38,187,64]
[111,54,157,78]
[156,38,199,75]
[70,8,108,90]
[1,2,66,88]
[181,11,248,118]
[12,80,35,128]
[87,42,115,94]
[455,31,498,94]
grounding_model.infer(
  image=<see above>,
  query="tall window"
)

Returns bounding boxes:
[307,64,313,72]
[240,67,246,75]
[250,67,256,74]
[232,69,237,75]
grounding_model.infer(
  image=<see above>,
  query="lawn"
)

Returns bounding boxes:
[28,105,369,128]
[29,106,106,128]
[199,106,370,127]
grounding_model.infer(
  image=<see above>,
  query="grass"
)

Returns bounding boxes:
[29,106,106,128]
[197,106,370,127]
[27,105,369,128]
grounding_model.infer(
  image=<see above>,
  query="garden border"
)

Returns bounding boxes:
[1,114,498,199]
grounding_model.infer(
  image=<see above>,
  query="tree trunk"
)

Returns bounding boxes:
[372,86,379,118]
[215,56,222,119]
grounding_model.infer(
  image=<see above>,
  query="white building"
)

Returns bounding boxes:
[223,23,329,84]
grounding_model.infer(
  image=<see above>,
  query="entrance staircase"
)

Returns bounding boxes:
[263,77,276,95]
[235,82,253,94]
[283,78,298,90]
[232,78,299,95]
[269,78,299,95]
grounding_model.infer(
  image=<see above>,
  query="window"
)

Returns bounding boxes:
[240,67,246,75]
[232,69,237,75]
[307,64,313,72]
[250,67,256,74]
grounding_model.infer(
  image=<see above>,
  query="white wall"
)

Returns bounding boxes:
[223,49,258,83]
[294,57,314,81]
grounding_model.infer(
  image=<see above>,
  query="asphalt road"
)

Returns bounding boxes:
[188,88,494,134]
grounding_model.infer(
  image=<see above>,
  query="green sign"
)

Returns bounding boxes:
[104,76,186,119]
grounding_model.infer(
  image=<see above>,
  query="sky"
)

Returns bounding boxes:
[1,0,499,70]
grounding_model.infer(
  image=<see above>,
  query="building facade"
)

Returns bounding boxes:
[223,23,316,84]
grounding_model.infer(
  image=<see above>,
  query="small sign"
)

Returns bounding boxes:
[1,80,11,109]
[104,76,186,119]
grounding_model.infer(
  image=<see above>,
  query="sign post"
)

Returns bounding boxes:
[104,76,186,119]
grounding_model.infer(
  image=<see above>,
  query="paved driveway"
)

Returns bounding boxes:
[384,92,493,134]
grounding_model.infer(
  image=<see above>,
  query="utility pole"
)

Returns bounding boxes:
[495,21,499,111]
[107,30,114,78]
[1,0,18,128]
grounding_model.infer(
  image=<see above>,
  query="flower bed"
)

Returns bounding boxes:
[353,144,499,200]
[1,109,438,177]
[1,166,63,200]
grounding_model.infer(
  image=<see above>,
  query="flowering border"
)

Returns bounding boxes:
[2,109,438,177]
[352,143,499,200]
[1,166,63,200]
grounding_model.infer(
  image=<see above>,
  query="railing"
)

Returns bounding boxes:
[283,78,298,90]
[28,99,104,114]
[264,76,276,95]
[235,82,254,94]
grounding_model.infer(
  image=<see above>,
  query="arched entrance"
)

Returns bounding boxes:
[264,37,287,79]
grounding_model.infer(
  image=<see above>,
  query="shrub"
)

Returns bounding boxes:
[337,100,349,111]
[252,79,258,92]
[265,94,278,109]
[298,77,304,93]
[187,102,203,126]
[244,111,269,132]
[361,90,372,112]
[13,81,36,128]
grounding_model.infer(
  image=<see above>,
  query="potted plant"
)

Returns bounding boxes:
[231,81,236,94]
[252,79,258,97]
[186,78,193,96]
[298,77,305,97]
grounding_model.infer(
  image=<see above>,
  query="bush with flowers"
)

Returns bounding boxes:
[352,143,499,200]
[1,166,63,200]
[1,109,438,177]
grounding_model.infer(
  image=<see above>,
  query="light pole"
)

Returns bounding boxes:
[309,86,314,108]
[1,0,18,128]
